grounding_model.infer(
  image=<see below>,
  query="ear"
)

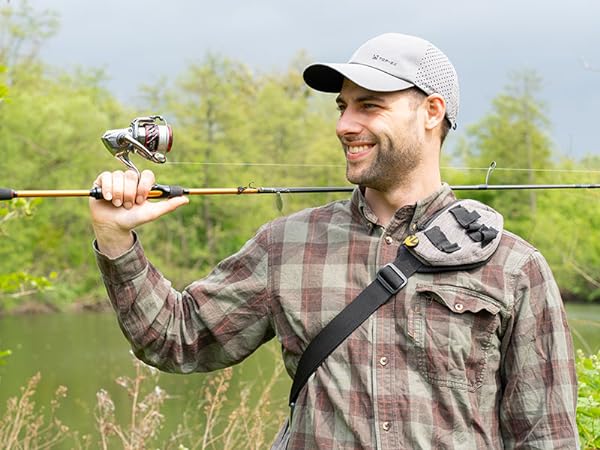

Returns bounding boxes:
[424,94,446,131]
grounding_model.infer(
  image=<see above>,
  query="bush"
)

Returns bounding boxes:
[577,350,600,449]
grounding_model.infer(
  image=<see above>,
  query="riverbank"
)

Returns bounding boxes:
[1,308,599,447]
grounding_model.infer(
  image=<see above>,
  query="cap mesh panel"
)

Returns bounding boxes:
[415,45,459,126]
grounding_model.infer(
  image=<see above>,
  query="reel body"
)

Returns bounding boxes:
[101,115,173,175]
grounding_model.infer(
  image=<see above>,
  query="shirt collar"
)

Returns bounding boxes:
[351,183,456,232]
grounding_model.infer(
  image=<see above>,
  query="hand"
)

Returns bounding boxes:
[89,169,189,257]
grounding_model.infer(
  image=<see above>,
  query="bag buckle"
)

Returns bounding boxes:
[376,263,408,294]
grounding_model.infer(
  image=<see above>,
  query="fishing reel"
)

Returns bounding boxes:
[101,115,173,175]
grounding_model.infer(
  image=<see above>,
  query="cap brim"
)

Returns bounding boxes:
[303,62,414,93]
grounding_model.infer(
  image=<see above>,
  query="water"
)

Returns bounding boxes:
[0,304,598,445]
[0,312,291,445]
[563,303,600,354]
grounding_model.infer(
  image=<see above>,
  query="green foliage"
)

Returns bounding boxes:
[0,1,598,312]
[0,271,54,295]
[0,198,55,313]
[576,350,600,449]
[135,54,344,284]
[453,70,553,234]
[0,197,38,223]
[0,65,7,102]
[0,0,59,70]
[451,70,600,302]
[0,349,10,366]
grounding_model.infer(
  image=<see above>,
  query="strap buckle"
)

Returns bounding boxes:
[376,263,408,294]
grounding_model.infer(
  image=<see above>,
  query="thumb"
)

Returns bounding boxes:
[143,195,190,221]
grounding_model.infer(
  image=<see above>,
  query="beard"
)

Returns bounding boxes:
[344,133,422,192]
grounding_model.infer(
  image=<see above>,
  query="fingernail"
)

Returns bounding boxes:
[114,199,122,207]
[124,201,133,209]
[106,192,113,201]
[136,195,144,205]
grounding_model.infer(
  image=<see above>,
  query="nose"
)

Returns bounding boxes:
[336,107,363,138]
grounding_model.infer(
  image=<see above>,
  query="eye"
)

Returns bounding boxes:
[362,103,379,110]
[336,103,346,113]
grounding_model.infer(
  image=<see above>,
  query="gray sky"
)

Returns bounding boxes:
[25,0,600,160]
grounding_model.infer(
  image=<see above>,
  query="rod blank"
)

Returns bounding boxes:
[2,183,600,202]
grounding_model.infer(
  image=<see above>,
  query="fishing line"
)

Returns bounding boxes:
[2,116,600,200]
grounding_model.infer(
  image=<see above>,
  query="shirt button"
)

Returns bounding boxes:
[379,356,388,366]
[382,421,391,431]
[454,303,464,311]
[384,236,393,245]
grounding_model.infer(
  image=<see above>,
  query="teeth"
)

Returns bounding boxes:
[347,145,371,154]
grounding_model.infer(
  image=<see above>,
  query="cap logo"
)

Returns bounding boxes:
[371,54,397,66]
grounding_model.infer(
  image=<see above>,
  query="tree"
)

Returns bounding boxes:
[454,70,600,302]
[138,54,343,284]
[0,0,59,84]
[455,70,554,238]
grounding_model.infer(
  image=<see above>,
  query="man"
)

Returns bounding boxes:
[89,33,578,449]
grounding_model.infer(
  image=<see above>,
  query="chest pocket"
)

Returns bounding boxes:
[407,284,502,392]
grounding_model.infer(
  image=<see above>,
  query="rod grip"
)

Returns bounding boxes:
[90,185,186,200]
[0,188,16,201]
[150,184,186,198]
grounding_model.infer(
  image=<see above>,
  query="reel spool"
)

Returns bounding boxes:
[101,115,173,175]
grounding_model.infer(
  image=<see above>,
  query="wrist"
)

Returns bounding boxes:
[93,225,135,258]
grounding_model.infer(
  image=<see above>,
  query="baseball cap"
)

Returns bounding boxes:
[303,33,460,129]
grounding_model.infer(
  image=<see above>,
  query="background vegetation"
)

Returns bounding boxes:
[1,3,598,311]
[0,2,599,448]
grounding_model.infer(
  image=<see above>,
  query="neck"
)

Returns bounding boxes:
[364,169,442,226]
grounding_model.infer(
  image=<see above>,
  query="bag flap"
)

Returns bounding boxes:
[409,199,503,268]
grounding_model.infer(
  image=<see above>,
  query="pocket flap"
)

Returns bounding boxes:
[416,284,500,315]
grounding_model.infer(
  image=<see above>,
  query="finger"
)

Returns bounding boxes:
[136,170,156,205]
[99,171,113,201]
[123,170,139,209]
[111,171,125,207]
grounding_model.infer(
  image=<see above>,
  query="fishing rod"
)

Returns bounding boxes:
[1,116,599,201]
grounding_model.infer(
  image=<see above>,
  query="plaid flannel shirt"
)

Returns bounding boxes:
[95,184,578,449]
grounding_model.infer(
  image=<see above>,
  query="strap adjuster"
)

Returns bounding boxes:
[376,263,408,294]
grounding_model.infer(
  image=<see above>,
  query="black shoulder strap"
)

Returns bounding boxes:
[288,245,423,409]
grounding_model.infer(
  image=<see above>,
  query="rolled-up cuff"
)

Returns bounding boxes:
[93,232,148,284]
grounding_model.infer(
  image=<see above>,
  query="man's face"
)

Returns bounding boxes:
[335,80,424,192]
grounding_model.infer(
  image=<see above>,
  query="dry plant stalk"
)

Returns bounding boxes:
[0,372,70,449]
[171,343,288,450]
[94,354,169,450]
[1,345,289,449]
[222,347,287,450]
[92,343,288,450]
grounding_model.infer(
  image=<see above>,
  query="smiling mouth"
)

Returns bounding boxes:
[345,143,375,159]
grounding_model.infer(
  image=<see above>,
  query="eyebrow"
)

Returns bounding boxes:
[335,94,388,105]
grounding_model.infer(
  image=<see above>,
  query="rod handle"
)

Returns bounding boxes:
[0,188,16,201]
[90,184,187,200]
[149,184,187,198]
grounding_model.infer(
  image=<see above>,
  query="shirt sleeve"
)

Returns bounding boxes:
[94,226,274,374]
[499,250,579,449]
